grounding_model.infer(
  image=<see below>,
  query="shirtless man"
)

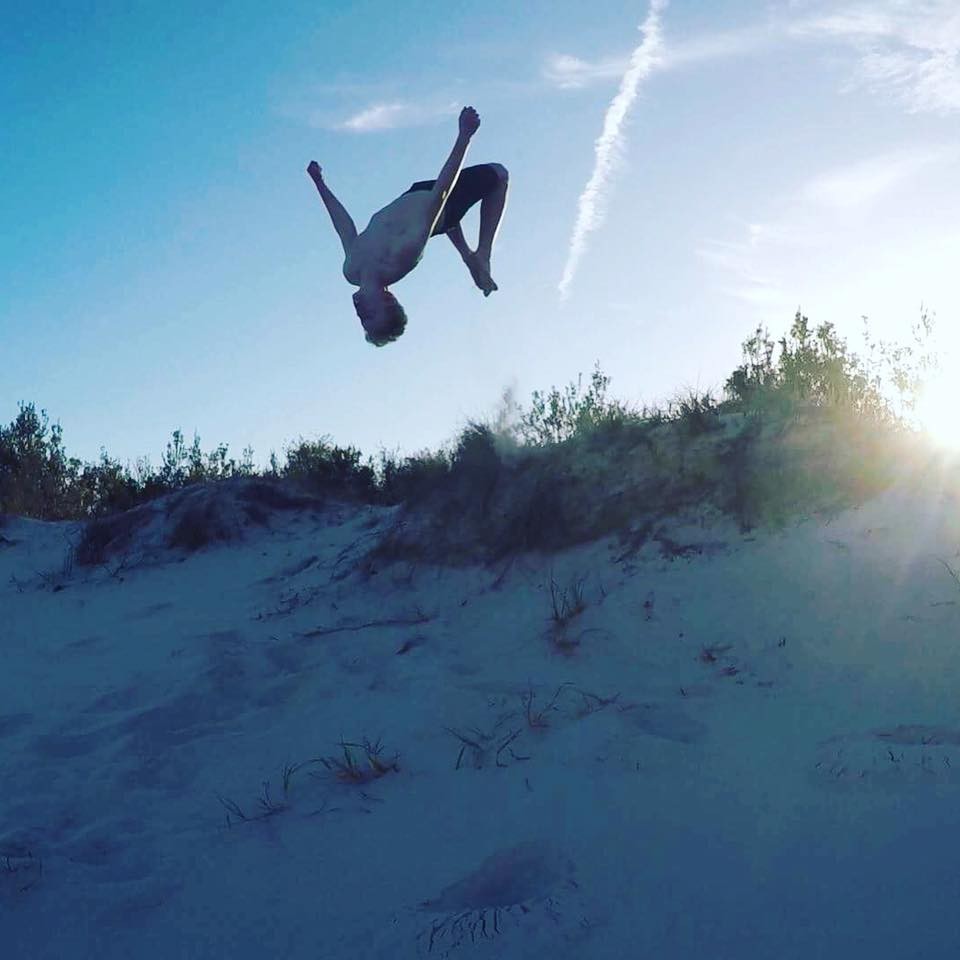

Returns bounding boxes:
[307,106,509,346]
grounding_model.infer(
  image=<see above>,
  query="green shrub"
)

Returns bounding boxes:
[0,405,260,522]
[672,390,721,436]
[79,452,145,516]
[724,311,892,421]
[517,363,633,445]
[451,422,502,476]
[860,307,939,421]
[0,404,86,519]
[281,437,376,500]
[377,449,450,504]
[156,429,255,487]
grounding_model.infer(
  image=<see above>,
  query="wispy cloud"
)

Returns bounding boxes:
[543,53,626,90]
[698,141,960,307]
[337,99,459,132]
[666,24,785,68]
[543,23,781,90]
[802,144,960,208]
[696,237,792,308]
[558,0,667,301]
[791,1,960,114]
[546,4,960,115]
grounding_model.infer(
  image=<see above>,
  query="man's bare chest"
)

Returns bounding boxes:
[344,193,433,284]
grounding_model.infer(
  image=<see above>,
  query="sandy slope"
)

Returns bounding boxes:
[3,467,960,959]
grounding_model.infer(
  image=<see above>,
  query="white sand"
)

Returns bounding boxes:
[3,466,960,958]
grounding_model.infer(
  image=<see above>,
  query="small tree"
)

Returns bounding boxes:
[282,437,376,499]
[0,403,83,518]
[724,310,892,421]
[517,363,629,445]
[861,307,938,419]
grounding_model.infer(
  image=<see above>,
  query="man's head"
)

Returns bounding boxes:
[353,288,408,347]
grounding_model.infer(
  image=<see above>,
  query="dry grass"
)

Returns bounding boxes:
[315,738,400,784]
[75,505,153,566]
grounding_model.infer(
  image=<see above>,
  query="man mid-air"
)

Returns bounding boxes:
[307,106,508,346]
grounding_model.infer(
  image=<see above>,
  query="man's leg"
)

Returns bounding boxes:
[474,163,509,280]
[441,164,509,296]
[445,224,495,296]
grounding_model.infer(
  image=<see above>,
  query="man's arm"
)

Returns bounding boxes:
[307,161,358,256]
[425,107,481,230]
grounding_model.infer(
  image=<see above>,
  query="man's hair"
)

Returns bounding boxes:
[356,290,408,347]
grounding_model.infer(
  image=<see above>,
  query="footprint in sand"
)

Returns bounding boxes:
[0,844,42,896]
[32,727,108,760]
[60,830,155,889]
[813,724,960,787]
[413,840,594,957]
[332,840,598,959]
[620,702,708,744]
[75,835,180,920]
[85,683,145,714]
[0,712,32,738]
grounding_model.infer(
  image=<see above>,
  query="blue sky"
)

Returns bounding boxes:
[4,0,960,466]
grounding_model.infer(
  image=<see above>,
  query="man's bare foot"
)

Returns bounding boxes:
[465,252,498,296]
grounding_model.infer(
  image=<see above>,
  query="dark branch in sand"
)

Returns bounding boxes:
[300,611,432,639]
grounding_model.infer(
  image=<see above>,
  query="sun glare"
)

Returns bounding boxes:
[914,368,960,450]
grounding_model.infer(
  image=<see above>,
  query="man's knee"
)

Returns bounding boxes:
[488,163,509,185]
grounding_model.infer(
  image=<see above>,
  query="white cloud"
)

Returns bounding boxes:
[558,0,668,301]
[545,3,960,115]
[697,238,790,307]
[792,1,960,114]
[802,145,960,209]
[543,53,627,89]
[663,25,786,69]
[698,141,960,309]
[543,24,781,90]
[336,100,459,133]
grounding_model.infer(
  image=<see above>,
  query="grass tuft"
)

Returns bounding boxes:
[315,738,400,784]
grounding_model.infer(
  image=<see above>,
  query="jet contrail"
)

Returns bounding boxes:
[558,0,668,301]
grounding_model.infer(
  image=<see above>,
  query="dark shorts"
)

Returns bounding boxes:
[405,163,501,237]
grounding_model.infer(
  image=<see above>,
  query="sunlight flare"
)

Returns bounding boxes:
[914,368,960,449]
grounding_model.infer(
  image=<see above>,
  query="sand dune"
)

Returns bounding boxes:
[3,457,960,957]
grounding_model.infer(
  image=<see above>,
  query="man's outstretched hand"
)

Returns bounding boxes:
[459,106,480,138]
[307,161,322,182]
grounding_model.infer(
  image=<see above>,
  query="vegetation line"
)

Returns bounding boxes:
[0,310,940,531]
